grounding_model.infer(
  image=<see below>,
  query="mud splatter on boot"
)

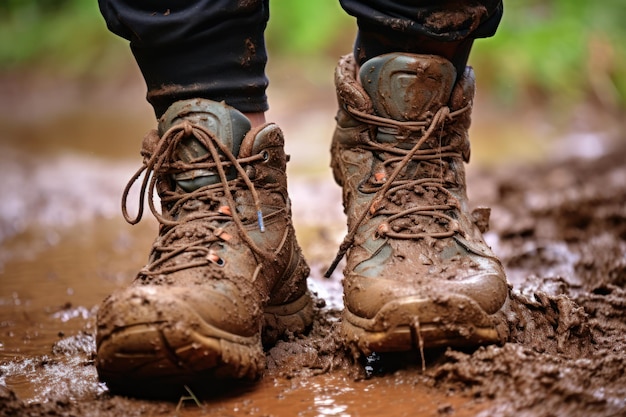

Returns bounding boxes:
[96,99,313,394]
[328,53,509,355]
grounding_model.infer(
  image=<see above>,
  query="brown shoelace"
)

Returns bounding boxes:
[325,104,470,277]
[122,121,285,276]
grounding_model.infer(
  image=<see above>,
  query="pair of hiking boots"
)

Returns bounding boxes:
[95,53,509,392]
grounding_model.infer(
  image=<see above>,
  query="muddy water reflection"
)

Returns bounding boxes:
[176,373,488,417]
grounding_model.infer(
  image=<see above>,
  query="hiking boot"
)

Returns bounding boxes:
[96,99,313,392]
[328,53,509,354]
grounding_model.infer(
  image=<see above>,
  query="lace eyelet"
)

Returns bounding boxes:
[207,250,225,267]
[261,150,270,162]
[374,222,390,239]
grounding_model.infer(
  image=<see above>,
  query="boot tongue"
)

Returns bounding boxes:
[158,99,251,192]
[359,53,457,143]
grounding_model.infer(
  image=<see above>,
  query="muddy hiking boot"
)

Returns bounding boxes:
[96,99,313,393]
[328,53,509,355]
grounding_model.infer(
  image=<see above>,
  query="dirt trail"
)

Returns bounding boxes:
[1,138,625,416]
[1,69,625,415]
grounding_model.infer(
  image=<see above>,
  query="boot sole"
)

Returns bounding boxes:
[342,293,506,355]
[97,291,314,393]
[97,310,264,393]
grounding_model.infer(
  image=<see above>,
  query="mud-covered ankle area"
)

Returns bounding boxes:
[1,141,625,416]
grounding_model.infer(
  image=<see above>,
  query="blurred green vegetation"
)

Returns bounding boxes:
[1,0,625,109]
[0,0,128,78]
[471,0,626,109]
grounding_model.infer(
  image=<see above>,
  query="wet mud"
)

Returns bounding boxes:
[1,81,625,415]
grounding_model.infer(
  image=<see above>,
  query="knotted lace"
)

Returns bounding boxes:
[325,103,470,277]
[122,121,283,276]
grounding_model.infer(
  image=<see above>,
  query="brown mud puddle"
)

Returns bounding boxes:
[1,134,626,416]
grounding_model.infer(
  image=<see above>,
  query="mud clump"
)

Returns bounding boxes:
[266,298,351,378]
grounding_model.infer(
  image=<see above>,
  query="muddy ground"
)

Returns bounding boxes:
[0,71,625,416]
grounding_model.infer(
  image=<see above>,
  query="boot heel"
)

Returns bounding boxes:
[263,291,314,345]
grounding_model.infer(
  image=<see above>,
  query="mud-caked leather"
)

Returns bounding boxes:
[96,99,313,392]
[330,53,509,354]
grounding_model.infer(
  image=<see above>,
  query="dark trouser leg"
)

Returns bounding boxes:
[338,0,503,76]
[98,0,270,117]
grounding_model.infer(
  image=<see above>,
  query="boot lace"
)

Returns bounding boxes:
[122,121,283,276]
[325,104,470,277]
